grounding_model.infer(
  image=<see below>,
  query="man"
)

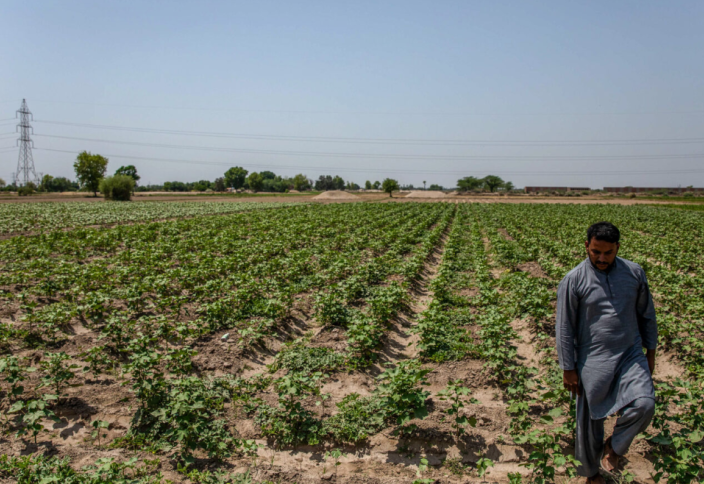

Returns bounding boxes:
[556,222,657,482]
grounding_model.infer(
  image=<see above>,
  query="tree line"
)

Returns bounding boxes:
[0,149,515,198]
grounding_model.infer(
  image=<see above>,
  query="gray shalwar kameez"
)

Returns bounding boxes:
[556,257,657,477]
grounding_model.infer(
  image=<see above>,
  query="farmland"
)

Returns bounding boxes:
[0,200,702,483]
[0,201,302,236]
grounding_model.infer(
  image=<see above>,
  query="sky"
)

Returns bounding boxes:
[1,1,704,189]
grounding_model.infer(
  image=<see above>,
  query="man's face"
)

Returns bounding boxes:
[585,238,619,271]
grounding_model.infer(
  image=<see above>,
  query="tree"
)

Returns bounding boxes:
[429,184,443,191]
[114,165,140,183]
[99,175,135,201]
[373,181,381,190]
[0,178,5,189]
[503,181,515,192]
[457,176,483,192]
[293,174,311,191]
[365,180,372,190]
[74,151,108,196]
[213,177,226,192]
[262,176,288,192]
[315,175,344,191]
[224,166,248,190]
[423,181,426,190]
[40,175,76,192]
[247,172,264,192]
[260,171,276,180]
[192,180,211,191]
[346,181,360,190]
[382,178,400,198]
[482,175,505,193]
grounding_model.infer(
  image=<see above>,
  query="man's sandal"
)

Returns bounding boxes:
[599,437,621,478]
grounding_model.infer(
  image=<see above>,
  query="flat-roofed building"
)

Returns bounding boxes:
[604,187,704,194]
[525,187,591,193]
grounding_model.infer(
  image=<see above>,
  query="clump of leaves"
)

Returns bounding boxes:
[323,448,347,480]
[0,356,35,402]
[475,452,494,478]
[646,379,704,484]
[324,359,431,443]
[270,339,345,375]
[39,351,79,400]
[9,394,60,444]
[314,290,349,326]
[130,376,252,464]
[514,410,579,484]
[80,345,115,377]
[437,379,478,446]
[375,359,431,429]
[414,457,432,483]
[323,393,387,443]
[91,419,110,448]
[443,457,467,476]
[187,468,252,484]
[255,373,325,447]
[165,347,197,375]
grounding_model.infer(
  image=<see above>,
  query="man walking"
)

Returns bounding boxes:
[556,222,657,482]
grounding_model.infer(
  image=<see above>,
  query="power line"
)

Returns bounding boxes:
[32,133,704,162]
[34,148,704,176]
[23,100,704,116]
[33,119,704,146]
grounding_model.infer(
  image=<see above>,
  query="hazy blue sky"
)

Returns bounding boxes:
[2,1,703,189]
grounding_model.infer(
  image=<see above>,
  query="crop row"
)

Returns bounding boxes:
[413,204,578,482]
[0,200,299,235]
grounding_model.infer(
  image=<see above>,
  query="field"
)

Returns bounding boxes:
[0,199,702,483]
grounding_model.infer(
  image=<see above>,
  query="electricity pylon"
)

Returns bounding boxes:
[15,99,40,186]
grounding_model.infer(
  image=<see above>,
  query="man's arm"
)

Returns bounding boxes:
[556,277,580,395]
[636,269,658,374]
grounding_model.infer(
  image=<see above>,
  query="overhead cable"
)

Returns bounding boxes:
[33,119,704,146]
[23,100,704,116]
[34,148,704,176]
[32,134,704,162]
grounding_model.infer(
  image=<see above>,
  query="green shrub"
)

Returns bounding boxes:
[254,374,326,447]
[99,175,135,201]
[17,183,36,196]
[270,340,345,375]
[323,393,387,442]
[324,360,431,443]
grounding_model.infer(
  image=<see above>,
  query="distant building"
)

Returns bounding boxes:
[524,187,591,193]
[604,187,704,194]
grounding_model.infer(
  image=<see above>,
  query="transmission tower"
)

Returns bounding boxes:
[15,99,40,186]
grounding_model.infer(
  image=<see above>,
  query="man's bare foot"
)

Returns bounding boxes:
[587,473,606,484]
[601,437,620,472]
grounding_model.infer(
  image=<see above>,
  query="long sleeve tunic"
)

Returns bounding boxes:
[556,257,657,420]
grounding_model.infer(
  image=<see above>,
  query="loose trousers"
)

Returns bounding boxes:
[575,394,655,477]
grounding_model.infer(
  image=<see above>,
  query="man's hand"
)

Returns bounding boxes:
[646,349,656,375]
[563,369,581,396]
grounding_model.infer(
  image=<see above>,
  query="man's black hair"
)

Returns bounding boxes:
[587,222,620,244]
